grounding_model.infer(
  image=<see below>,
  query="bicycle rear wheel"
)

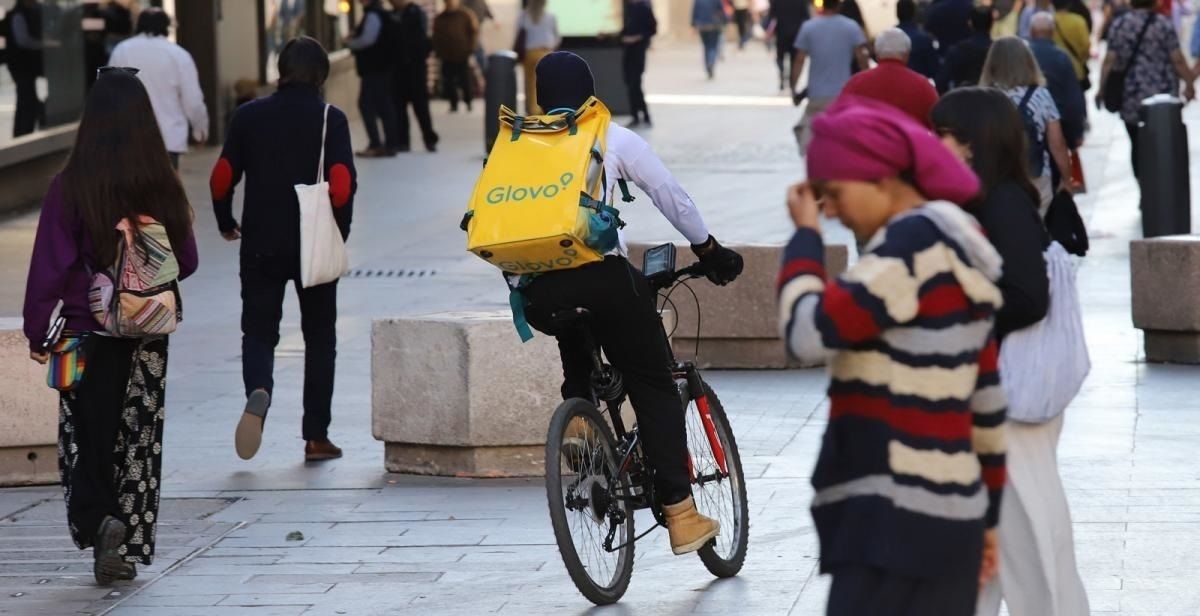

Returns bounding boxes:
[545,398,636,605]
[685,380,749,578]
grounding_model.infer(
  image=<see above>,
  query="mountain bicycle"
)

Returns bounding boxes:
[543,243,749,605]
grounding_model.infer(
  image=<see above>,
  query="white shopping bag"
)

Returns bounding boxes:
[296,104,348,288]
[999,242,1091,423]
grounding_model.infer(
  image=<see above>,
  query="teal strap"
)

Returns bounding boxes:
[511,117,524,142]
[617,179,635,203]
[509,287,534,342]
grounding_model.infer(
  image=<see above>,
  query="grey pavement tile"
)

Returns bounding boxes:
[109,607,309,616]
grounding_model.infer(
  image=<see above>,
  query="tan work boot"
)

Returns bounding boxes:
[663,496,720,555]
[560,417,596,473]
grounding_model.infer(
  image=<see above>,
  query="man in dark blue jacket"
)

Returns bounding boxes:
[211,37,358,463]
[1030,12,1086,146]
[924,0,973,56]
[935,7,992,93]
[896,0,940,79]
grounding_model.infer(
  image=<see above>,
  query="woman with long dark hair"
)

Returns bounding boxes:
[932,88,1089,616]
[22,68,198,585]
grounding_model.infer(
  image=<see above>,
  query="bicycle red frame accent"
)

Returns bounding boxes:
[696,395,728,476]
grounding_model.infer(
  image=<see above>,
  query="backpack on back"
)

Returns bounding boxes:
[88,217,183,337]
[1018,86,1046,177]
[463,97,626,275]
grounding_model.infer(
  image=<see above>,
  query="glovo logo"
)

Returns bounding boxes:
[486,173,575,205]
[497,247,581,273]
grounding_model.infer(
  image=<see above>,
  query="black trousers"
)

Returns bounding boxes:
[776,34,798,89]
[62,336,141,543]
[440,60,473,110]
[734,8,752,47]
[826,565,979,616]
[359,71,400,150]
[240,251,338,441]
[1126,121,1141,179]
[623,44,649,121]
[394,65,438,149]
[9,64,42,137]
[523,257,691,505]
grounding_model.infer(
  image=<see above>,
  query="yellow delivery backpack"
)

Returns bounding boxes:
[462,97,630,276]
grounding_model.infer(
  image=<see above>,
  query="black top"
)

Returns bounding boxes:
[936,33,992,94]
[972,180,1050,341]
[768,0,809,41]
[622,1,657,48]
[352,5,396,75]
[213,84,357,258]
[393,4,432,67]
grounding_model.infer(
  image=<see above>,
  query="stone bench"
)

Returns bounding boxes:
[0,319,59,486]
[627,242,849,369]
[372,311,564,477]
[1132,236,1200,363]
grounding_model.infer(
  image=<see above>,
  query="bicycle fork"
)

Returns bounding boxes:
[684,370,728,480]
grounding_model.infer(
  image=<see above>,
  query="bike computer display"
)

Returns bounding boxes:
[643,243,676,278]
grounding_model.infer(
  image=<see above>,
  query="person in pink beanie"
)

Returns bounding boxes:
[778,98,1010,615]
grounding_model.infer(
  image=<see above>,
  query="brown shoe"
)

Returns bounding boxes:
[305,439,343,461]
[663,496,720,555]
[235,389,270,460]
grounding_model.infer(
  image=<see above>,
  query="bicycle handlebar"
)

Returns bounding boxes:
[648,262,708,293]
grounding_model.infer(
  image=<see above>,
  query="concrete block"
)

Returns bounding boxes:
[1144,331,1200,364]
[0,318,60,486]
[627,241,849,368]
[371,311,563,477]
[1131,236,1200,331]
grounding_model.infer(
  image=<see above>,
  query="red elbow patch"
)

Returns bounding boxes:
[210,158,233,201]
[329,164,352,208]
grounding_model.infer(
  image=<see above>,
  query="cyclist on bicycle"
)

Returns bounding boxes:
[521,52,744,556]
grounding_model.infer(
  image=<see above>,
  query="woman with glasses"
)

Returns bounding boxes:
[22,67,198,585]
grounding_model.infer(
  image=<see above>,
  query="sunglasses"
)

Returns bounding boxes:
[96,66,140,78]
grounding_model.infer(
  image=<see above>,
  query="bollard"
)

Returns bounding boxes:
[484,51,518,155]
[1137,94,1191,237]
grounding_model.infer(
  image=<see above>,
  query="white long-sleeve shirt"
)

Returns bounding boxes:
[603,122,711,252]
[109,34,209,153]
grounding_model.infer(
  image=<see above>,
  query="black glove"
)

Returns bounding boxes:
[692,236,743,286]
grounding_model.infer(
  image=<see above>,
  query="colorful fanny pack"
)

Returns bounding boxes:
[47,334,88,392]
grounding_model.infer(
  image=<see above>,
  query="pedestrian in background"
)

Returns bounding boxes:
[518,0,560,113]
[433,0,480,113]
[934,87,1091,616]
[980,36,1073,212]
[936,7,994,93]
[1018,0,1053,39]
[732,0,753,49]
[462,0,493,70]
[1029,13,1087,149]
[24,68,198,586]
[790,0,870,154]
[622,0,658,127]
[769,0,810,91]
[210,37,358,463]
[926,0,974,56]
[896,0,940,79]
[693,0,728,79]
[1051,0,1091,90]
[390,0,440,152]
[108,8,210,169]
[840,28,939,127]
[838,0,871,74]
[1097,0,1195,178]
[778,100,1005,615]
[346,0,400,157]
[5,0,46,137]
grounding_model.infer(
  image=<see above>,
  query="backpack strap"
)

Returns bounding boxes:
[511,116,524,142]
[617,179,635,203]
[1018,85,1037,112]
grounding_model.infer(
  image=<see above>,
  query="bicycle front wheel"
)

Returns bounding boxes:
[685,380,749,578]
[545,398,635,605]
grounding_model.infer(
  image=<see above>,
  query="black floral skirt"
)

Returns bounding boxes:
[58,336,168,565]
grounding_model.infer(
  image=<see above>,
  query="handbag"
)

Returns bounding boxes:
[295,104,349,289]
[1104,13,1154,113]
[1045,189,1089,256]
[999,242,1091,423]
[47,334,88,392]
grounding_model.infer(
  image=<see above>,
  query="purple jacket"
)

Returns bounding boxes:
[22,175,199,352]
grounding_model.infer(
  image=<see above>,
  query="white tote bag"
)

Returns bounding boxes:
[296,104,349,289]
[999,242,1091,423]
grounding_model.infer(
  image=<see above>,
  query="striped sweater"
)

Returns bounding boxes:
[778,201,1008,579]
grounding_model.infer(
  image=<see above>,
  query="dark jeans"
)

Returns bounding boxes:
[240,251,338,441]
[700,30,721,73]
[523,257,691,505]
[1126,120,1141,179]
[734,8,752,47]
[440,60,473,111]
[9,64,42,138]
[826,564,979,616]
[394,64,439,149]
[776,31,798,88]
[623,44,649,121]
[359,71,400,150]
[63,336,141,541]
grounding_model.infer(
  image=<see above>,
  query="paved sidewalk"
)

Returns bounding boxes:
[2,43,1200,615]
